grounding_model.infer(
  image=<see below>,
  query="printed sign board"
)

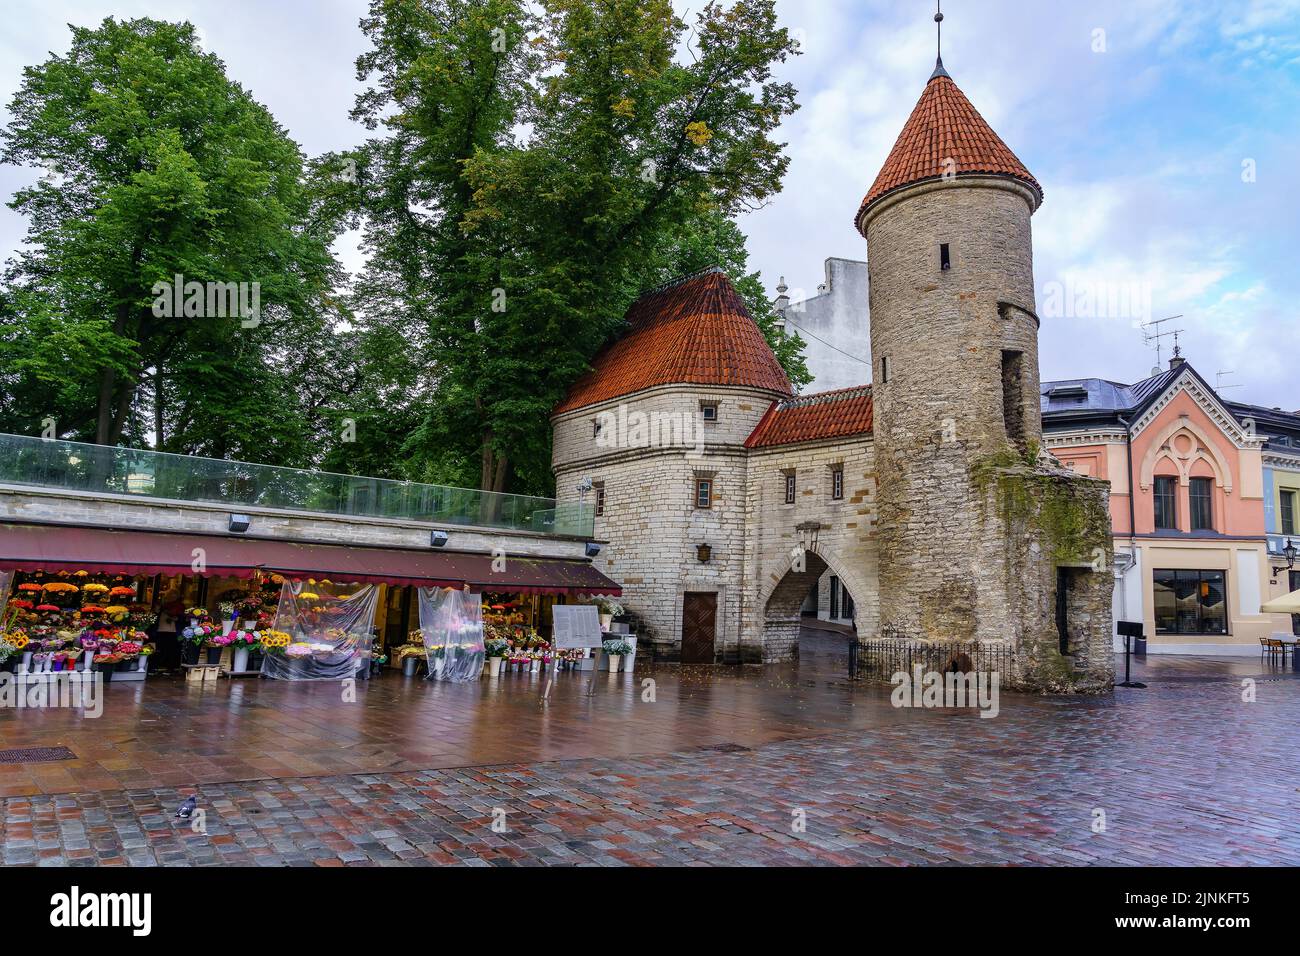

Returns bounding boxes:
[552,605,603,649]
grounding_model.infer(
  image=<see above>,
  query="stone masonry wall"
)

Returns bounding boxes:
[552,384,785,660]
[740,435,879,662]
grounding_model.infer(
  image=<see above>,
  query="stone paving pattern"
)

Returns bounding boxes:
[2,635,1298,866]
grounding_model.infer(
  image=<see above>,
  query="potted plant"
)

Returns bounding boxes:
[593,597,624,632]
[398,644,423,677]
[484,637,509,677]
[603,637,632,673]
[228,629,260,672]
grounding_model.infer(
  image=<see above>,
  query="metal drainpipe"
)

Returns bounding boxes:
[1120,414,1139,622]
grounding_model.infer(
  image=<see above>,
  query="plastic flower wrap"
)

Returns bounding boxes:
[285,642,314,658]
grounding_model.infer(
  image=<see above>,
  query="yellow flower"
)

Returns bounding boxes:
[685,121,713,146]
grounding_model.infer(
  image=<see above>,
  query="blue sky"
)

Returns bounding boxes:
[1,0,1297,407]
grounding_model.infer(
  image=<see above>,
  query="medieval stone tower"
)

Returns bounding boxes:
[856,52,1116,692]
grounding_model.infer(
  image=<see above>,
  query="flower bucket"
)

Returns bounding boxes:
[181,643,200,666]
[222,620,234,636]
[51,659,64,672]
[81,654,94,672]
[20,651,33,673]
[608,654,621,673]
[232,648,250,673]
[487,657,502,677]
[402,656,418,677]
[205,646,223,665]
[599,613,613,631]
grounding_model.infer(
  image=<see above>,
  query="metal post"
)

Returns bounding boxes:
[847,638,859,679]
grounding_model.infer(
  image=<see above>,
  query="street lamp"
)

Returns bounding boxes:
[1274,537,1298,580]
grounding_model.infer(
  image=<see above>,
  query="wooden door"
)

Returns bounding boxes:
[681,592,717,664]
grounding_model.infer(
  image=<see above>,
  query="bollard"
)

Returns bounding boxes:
[847,639,859,679]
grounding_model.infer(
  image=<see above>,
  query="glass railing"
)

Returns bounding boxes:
[0,432,593,538]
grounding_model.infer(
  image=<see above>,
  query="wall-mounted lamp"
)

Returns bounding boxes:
[430,530,449,548]
[1273,537,1297,579]
[696,543,712,563]
[585,542,602,558]
[228,513,251,533]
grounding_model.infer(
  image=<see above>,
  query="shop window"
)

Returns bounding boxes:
[594,481,605,517]
[695,478,712,509]
[1153,569,1227,635]
[1153,476,1178,530]
[831,467,843,501]
[1281,489,1297,535]
[1189,477,1214,531]
[784,472,796,504]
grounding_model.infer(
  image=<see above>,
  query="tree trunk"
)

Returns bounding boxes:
[153,368,165,449]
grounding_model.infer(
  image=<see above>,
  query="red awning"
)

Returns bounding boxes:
[0,524,620,596]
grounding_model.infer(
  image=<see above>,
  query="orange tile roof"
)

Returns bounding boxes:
[854,73,1041,234]
[745,385,873,448]
[553,267,792,415]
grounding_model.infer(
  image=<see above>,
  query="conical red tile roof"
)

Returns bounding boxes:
[553,268,792,415]
[855,72,1041,235]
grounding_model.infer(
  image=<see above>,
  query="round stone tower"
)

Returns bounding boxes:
[856,55,1116,691]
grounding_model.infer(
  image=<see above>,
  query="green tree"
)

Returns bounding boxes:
[0,17,344,461]
[347,0,801,495]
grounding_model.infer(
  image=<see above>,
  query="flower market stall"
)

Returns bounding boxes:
[418,587,484,683]
[260,581,378,681]
[1,574,156,679]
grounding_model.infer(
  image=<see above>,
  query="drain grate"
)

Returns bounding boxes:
[0,746,76,765]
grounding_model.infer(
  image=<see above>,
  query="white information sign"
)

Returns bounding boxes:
[552,605,603,649]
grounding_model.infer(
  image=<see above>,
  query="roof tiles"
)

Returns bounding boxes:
[855,74,1041,233]
[745,385,874,448]
[553,268,792,415]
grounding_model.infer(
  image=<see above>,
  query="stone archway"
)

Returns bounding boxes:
[759,546,871,663]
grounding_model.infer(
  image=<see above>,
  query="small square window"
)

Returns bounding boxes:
[784,472,796,504]
[831,468,843,501]
[695,479,713,509]
[592,419,602,438]
[701,403,718,422]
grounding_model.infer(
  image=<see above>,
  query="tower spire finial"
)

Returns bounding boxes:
[930,1,950,80]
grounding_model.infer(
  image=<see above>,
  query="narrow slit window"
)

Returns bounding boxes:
[880,355,890,384]
[940,243,951,271]
[831,467,843,501]
[1001,350,1025,443]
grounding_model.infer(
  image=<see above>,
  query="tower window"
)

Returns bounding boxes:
[1001,350,1025,444]
[880,355,890,384]
[940,243,951,271]
[700,402,718,422]
[784,472,796,504]
[695,478,713,509]
[831,467,844,501]
[594,481,605,517]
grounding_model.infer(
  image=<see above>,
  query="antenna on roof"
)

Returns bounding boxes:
[1215,369,1244,392]
[1141,315,1184,375]
[930,1,950,80]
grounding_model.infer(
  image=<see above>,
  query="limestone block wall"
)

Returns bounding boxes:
[865,179,1044,646]
[552,384,784,660]
[741,436,879,662]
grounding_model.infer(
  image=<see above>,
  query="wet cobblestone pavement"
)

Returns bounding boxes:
[2,635,1299,866]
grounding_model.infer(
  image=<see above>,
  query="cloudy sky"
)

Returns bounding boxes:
[2,0,1297,407]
